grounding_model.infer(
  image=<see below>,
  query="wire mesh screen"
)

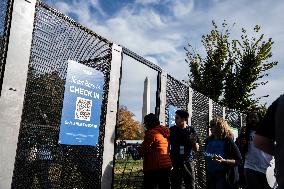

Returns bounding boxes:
[165,75,189,125]
[192,90,209,189]
[113,147,144,189]
[212,100,223,119]
[241,113,246,128]
[225,109,241,129]
[11,2,112,189]
[0,0,13,94]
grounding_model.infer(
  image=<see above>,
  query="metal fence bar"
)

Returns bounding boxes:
[158,70,167,125]
[0,0,14,95]
[101,44,122,189]
[0,0,36,188]
[122,46,162,72]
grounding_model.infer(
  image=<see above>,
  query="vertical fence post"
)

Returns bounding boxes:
[0,0,36,188]
[208,99,213,123]
[223,107,226,119]
[158,71,167,125]
[101,44,122,189]
[188,87,193,126]
[239,112,243,128]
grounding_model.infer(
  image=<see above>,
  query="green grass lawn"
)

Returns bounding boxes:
[113,155,143,189]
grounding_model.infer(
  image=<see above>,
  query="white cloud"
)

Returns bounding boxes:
[171,0,194,17]
[54,2,70,14]
[48,0,284,105]
[90,0,106,16]
[135,0,160,5]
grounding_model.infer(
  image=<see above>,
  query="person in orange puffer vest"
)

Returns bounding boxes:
[138,113,172,189]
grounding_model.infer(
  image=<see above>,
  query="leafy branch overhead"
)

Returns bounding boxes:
[185,20,278,112]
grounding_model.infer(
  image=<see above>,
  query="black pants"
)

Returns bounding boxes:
[244,168,271,189]
[207,173,231,189]
[171,162,195,189]
[143,168,171,189]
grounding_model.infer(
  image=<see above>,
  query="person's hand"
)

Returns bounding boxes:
[212,155,225,164]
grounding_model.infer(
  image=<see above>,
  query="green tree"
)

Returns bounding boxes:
[185,21,232,102]
[22,68,65,125]
[185,21,278,112]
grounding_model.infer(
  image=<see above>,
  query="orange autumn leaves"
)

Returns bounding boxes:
[116,106,144,140]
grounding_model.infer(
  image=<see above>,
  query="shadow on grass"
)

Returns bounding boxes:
[114,155,144,189]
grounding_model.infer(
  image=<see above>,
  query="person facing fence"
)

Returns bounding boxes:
[170,109,199,189]
[204,117,241,189]
[138,113,172,189]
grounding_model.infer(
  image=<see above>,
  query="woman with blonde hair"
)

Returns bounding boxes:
[204,117,241,189]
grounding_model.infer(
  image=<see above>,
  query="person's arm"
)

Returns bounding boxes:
[253,134,275,155]
[214,157,236,166]
[254,98,278,155]
[138,131,155,156]
[189,127,199,152]
[190,134,199,152]
[214,139,242,166]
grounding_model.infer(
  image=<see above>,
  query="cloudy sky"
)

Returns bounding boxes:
[43,0,283,107]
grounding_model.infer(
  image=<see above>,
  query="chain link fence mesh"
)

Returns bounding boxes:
[165,75,189,125]
[6,1,246,188]
[212,100,224,119]
[191,90,209,189]
[11,2,112,188]
[225,109,242,129]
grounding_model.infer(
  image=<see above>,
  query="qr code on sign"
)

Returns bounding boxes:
[75,97,92,121]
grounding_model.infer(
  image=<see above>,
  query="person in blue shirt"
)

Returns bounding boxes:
[205,117,241,189]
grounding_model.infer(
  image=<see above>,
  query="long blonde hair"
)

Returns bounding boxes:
[209,117,234,139]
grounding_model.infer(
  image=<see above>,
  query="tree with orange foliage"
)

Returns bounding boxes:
[116,106,144,140]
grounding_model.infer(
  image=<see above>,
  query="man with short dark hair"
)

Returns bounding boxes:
[170,110,199,189]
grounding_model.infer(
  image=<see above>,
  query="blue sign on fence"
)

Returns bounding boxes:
[59,60,104,146]
[168,105,178,127]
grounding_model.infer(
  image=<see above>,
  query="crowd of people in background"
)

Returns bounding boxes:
[122,94,284,189]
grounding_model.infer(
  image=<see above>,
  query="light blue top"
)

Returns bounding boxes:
[244,130,272,173]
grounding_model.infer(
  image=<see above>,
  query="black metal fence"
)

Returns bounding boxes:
[6,1,244,189]
[11,2,112,188]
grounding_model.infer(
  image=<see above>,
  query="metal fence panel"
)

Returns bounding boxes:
[212,100,223,119]
[11,2,112,188]
[225,109,241,129]
[165,75,189,125]
[192,90,209,189]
